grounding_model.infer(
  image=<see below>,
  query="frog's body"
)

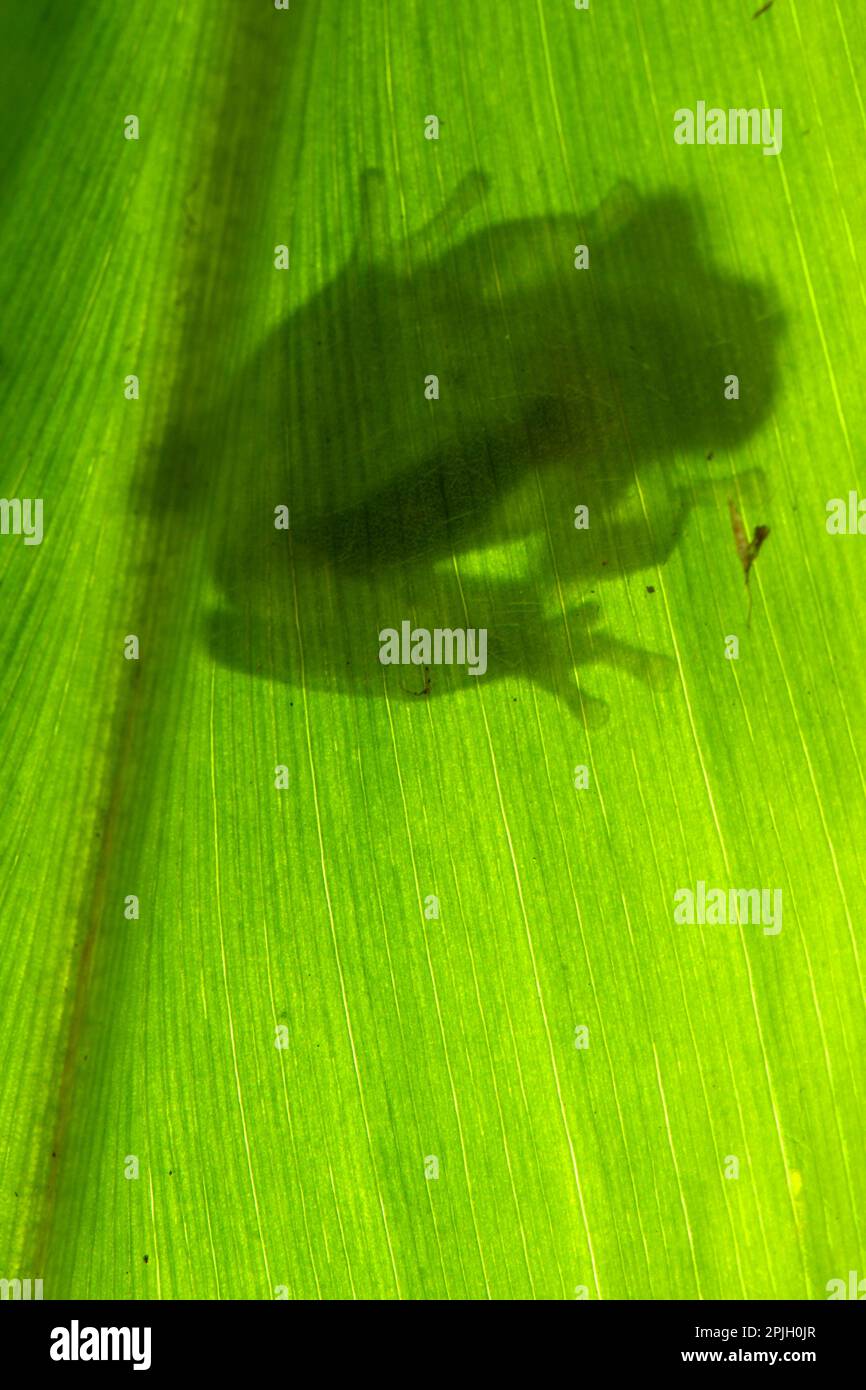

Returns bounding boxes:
[190,172,781,717]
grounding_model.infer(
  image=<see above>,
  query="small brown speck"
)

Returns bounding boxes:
[646,585,655,594]
[143,1255,149,1264]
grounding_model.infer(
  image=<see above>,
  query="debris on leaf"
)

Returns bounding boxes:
[729,497,770,624]
[403,665,432,697]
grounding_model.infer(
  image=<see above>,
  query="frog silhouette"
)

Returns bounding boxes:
[156,172,783,722]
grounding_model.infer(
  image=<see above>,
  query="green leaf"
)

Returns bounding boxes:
[1,0,864,1300]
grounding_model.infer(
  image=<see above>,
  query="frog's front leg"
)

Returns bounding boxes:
[573,466,767,580]
[653,466,767,568]
[538,600,676,722]
[443,580,675,725]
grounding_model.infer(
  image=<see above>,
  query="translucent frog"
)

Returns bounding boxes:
[163,171,783,721]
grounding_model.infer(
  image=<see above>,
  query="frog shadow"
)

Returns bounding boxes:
[148,172,784,724]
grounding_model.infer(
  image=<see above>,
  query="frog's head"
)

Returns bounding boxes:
[579,190,784,463]
[496,189,784,599]
[398,181,785,511]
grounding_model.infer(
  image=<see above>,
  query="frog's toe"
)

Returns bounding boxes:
[579,624,675,692]
[452,167,491,207]
[555,602,676,694]
[561,680,612,728]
